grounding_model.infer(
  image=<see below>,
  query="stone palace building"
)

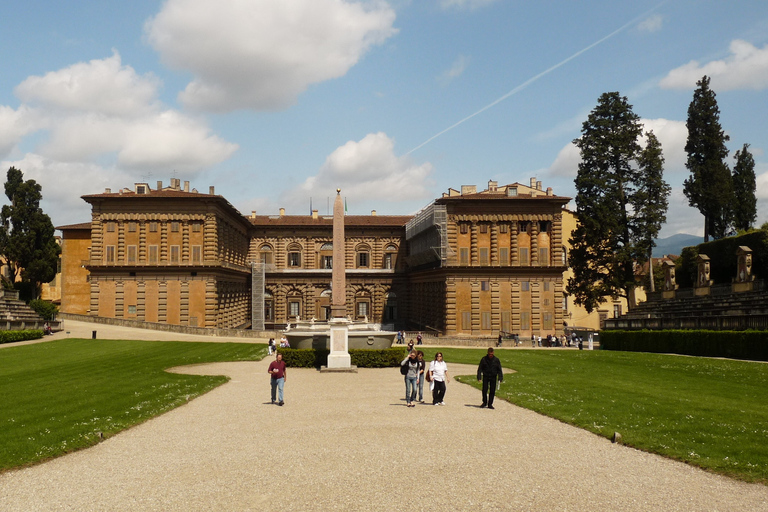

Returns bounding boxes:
[58,177,622,337]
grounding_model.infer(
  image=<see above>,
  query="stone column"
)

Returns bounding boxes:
[327,189,352,370]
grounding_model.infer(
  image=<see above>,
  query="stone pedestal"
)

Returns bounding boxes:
[324,317,355,371]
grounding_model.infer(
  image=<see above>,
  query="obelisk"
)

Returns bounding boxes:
[326,189,353,369]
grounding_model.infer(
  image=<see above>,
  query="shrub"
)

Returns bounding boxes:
[601,330,768,361]
[276,347,408,368]
[28,299,58,321]
[0,329,44,345]
[677,230,768,286]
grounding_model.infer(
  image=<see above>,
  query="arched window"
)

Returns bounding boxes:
[259,244,273,265]
[319,242,333,269]
[287,243,302,268]
[356,244,370,268]
[383,244,398,269]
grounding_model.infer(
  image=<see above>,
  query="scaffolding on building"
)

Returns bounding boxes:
[251,262,265,331]
[405,203,454,268]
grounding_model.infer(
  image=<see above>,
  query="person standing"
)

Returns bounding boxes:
[429,352,449,405]
[416,350,426,403]
[268,338,275,355]
[400,351,420,407]
[416,332,423,345]
[407,339,414,353]
[477,347,503,409]
[268,352,287,406]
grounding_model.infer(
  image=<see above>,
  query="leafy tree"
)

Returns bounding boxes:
[683,75,733,241]
[731,143,757,232]
[567,92,670,312]
[0,167,61,300]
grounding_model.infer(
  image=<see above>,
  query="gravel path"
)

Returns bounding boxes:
[1,352,766,511]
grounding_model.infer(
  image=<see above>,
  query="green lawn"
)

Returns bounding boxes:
[0,338,265,472]
[429,347,768,484]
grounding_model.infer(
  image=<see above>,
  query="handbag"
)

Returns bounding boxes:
[425,371,432,382]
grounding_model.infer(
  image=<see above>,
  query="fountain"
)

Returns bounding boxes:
[283,190,396,355]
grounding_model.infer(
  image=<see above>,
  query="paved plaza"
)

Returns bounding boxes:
[1,322,767,510]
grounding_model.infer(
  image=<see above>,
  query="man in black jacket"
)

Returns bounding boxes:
[477,347,503,409]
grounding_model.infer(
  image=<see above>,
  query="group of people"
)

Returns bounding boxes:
[396,331,424,350]
[399,347,504,409]
[268,336,290,354]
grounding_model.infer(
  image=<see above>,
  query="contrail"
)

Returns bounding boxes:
[406,3,667,155]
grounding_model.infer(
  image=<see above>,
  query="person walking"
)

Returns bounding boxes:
[477,347,503,409]
[416,350,426,403]
[400,351,420,407]
[268,352,287,406]
[429,352,449,405]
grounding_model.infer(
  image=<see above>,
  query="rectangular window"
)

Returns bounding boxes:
[521,312,530,330]
[501,311,511,332]
[521,281,530,292]
[543,312,553,330]
[170,245,180,263]
[480,280,490,291]
[479,247,489,265]
[264,300,273,321]
[614,304,622,318]
[357,301,369,318]
[127,305,137,315]
[499,248,509,266]
[148,245,158,263]
[499,223,508,234]
[192,245,202,263]
[539,248,549,266]
[261,251,273,265]
[128,222,137,233]
[519,247,529,265]
[459,247,469,265]
[479,224,488,234]
[384,254,392,269]
[106,222,116,233]
[149,222,158,233]
[543,281,550,292]
[357,252,369,268]
[127,245,137,263]
[191,222,202,232]
[289,301,300,317]
[461,311,472,331]
[288,252,301,267]
[481,311,491,330]
[459,223,469,234]
[322,255,333,269]
[171,222,180,232]
[543,298,550,306]
[106,246,115,263]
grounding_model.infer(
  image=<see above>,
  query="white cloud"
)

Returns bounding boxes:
[281,132,434,210]
[439,0,499,9]
[659,40,768,91]
[637,14,663,33]
[15,52,160,117]
[0,105,41,158]
[145,0,397,112]
[439,54,470,85]
[547,118,688,178]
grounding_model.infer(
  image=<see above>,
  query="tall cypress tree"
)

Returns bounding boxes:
[567,93,669,312]
[683,75,733,241]
[731,143,757,232]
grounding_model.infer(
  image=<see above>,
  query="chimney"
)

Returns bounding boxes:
[105,188,111,194]
[546,187,553,196]
[157,180,163,191]
[530,177,537,189]
[371,210,377,216]
[251,210,257,219]
[312,209,319,219]
[279,207,285,217]
[209,186,215,195]
[488,180,498,192]
[536,181,542,190]
[184,181,190,192]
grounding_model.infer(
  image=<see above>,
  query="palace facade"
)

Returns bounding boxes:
[57,177,605,337]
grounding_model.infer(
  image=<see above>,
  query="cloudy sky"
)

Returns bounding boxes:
[1,0,767,238]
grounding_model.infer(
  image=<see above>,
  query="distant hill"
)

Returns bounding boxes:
[652,233,703,258]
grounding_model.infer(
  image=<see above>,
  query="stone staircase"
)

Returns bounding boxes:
[0,289,60,331]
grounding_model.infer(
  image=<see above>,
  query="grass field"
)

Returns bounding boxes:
[422,347,768,484]
[0,338,265,472]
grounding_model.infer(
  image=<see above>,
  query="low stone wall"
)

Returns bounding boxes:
[58,313,277,339]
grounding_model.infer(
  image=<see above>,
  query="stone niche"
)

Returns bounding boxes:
[732,246,755,293]
[662,259,678,299]
[694,254,712,296]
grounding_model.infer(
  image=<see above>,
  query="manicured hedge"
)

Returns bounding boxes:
[276,347,408,368]
[0,329,44,345]
[677,229,768,287]
[600,330,768,361]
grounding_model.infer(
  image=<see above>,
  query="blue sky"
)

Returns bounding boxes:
[1,0,767,238]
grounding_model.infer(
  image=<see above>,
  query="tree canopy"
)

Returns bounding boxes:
[0,167,61,299]
[683,75,733,241]
[567,92,670,313]
[731,143,757,232]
